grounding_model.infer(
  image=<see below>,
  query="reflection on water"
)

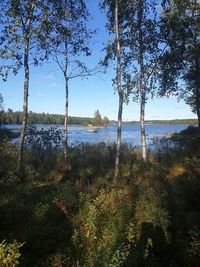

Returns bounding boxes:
[3,124,189,146]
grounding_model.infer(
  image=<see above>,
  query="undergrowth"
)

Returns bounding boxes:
[0,127,199,266]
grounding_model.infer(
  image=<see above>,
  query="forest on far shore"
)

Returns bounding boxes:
[0,109,198,126]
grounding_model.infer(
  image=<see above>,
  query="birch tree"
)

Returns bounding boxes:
[0,94,3,111]
[43,0,93,165]
[114,0,123,180]
[0,0,51,173]
[124,0,160,161]
[138,0,147,161]
[0,94,4,125]
[101,0,127,181]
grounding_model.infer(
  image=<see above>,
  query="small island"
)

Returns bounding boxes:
[84,110,110,129]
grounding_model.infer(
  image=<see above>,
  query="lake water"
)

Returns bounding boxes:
[3,124,189,147]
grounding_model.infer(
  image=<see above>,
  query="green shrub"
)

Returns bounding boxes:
[24,126,64,181]
[71,188,134,266]
[0,140,18,185]
[0,128,13,142]
[188,226,200,257]
[0,240,24,267]
[171,126,200,156]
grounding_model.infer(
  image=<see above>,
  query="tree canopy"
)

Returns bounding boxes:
[159,0,200,127]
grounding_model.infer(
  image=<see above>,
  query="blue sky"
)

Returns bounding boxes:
[0,0,196,121]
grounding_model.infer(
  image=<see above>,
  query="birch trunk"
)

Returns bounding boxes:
[64,76,69,162]
[196,88,200,129]
[140,75,147,161]
[192,16,200,129]
[114,0,123,182]
[197,107,200,129]
[63,37,69,165]
[195,61,200,129]
[193,6,200,129]
[18,2,35,172]
[138,0,147,162]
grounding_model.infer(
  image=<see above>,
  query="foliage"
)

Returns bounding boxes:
[1,110,198,125]
[0,110,97,125]
[90,110,110,127]
[135,187,170,238]
[24,126,64,181]
[93,110,103,126]
[67,142,136,182]
[0,0,51,79]
[0,240,23,267]
[71,188,133,266]
[0,127,13,142]
[101,0,161,100]
[100,0,130,138]
[0,131,18,185]
[103,116,110,126]
[0,0,200,265]
[159,0,200,125]
[43,0,93,80]
[124,0,161,101]
[0,127,200,266]
[0,181,78,266]
[171,126,200,155]
[188,226,200,260]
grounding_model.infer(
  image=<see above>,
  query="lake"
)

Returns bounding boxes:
[3,124,189,147]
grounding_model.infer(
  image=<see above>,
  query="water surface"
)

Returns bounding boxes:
[3,124,189,147]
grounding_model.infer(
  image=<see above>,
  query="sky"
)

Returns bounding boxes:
[0,0,197,121]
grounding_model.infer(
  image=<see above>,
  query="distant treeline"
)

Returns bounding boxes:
[0,110,197,126]
[0,110,94,125]
[125,119,198,125]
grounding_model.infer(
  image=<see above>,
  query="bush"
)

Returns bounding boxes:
[0,240,23,267]
[0,139,18,186]
[0,128,13,142]
[71,188,134,266]
[171,126,200,156]
[24,126,64,181]
[187,226,200,265]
